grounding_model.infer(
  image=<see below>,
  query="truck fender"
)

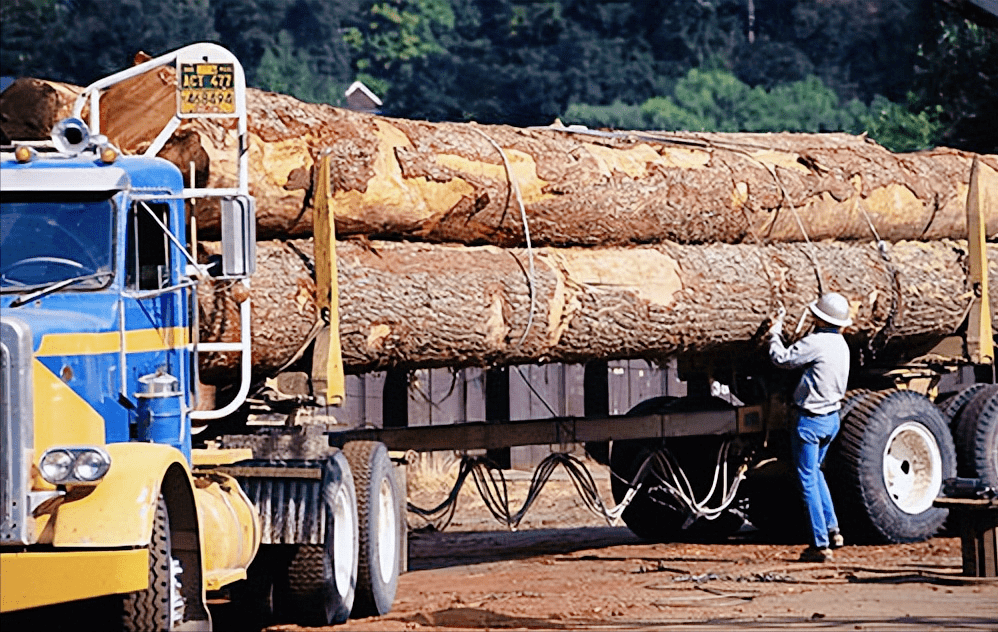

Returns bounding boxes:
[51,442,200,549]
[50,443,211,626]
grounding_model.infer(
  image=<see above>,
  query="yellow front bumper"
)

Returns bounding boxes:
[0,549,148,612]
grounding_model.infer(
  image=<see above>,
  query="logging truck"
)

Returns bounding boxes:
[2,42,997,632]
[0,44,404,630]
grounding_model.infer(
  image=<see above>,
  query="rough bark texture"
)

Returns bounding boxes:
[0,72,210,185]
[279,113,998,247]
[4,72,996,246]
[0,78,83,143]
[196,239,998,383]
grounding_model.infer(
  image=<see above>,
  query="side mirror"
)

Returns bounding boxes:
[220,195,256,277]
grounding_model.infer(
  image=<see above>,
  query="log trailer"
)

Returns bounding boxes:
[327,221,996,546]
[316,148,997,546]
[0,44,404,630]
[2,42,996,632]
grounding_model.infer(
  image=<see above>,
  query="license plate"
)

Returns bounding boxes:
[179,63,235,115]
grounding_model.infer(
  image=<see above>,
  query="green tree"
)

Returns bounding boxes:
[343,0,455,94]
[598,69,864,133]
[255,31,344,105]
[859,95,941,152]
[282,0,356,92]
[1,0,64,79]
[563,67,943,151]
[912,13,998,153]
[212,0,294,85]
[563,101,645,130]
[45,0,218,84]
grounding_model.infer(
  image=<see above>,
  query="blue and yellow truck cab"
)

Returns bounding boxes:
[1,43,402,632]
[0,44,264,632]
[0,119,263,632]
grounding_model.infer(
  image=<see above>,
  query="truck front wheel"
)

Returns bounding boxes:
[122,496,182,632]
[343,441,402,618]
[828,390,956,543]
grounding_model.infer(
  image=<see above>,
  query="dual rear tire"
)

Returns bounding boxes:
[233,441,402,627]
[343,441,403,618]
[952,385,998,490]
[745,389,958,544]
[284,442,402,623]
[284,450,359,626]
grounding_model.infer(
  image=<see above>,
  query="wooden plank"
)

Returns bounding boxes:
[217,466,323,480]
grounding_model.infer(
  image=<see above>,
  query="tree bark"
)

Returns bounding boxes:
[150,97,998,245]
[196,239,998,383]
[5,74,996,245]
[253,107,998,246]
[0,79,82,143]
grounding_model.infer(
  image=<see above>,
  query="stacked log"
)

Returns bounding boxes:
[196,239,998,382]
[0,78,82,143]
[3,71,996,246]
[3,71,995,384]
[220,102,998,246]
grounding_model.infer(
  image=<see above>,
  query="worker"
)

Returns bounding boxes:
[767,292,852,562]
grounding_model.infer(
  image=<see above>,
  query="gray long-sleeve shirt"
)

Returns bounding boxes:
[769,327,850,415]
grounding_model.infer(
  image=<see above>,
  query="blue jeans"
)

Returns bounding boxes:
[792,410,840,548]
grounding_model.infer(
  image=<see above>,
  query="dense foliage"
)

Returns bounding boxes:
[1,0,995,151]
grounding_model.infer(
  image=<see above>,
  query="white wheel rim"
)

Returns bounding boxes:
[882,421,943,514]
[170,557,184,628]
[376,476,398,584]
[332,485,355,596]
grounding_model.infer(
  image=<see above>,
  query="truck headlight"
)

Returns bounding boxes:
[39,447,111,485]
[39,450,73,483]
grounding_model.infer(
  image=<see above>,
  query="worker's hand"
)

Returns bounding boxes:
[767,307,786,339]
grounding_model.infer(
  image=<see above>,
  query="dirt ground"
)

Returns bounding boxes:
[257,460,997,632]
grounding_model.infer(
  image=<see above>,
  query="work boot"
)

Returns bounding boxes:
[828,530,844,549]
[798,545,834,562]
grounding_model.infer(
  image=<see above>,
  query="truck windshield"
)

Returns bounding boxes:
[0,192,115,292]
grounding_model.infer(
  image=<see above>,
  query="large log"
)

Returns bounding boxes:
[4,73,996,245]
[197,239,998,383]
[0,72,211,186]
[252,107,998,247]
[0,78,82,143]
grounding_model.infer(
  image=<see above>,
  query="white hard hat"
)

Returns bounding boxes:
[809,292,852,327]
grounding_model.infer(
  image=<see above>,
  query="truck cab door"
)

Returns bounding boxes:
[122,199,192,459]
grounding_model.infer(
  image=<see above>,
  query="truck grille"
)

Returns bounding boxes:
[1,317,34,545]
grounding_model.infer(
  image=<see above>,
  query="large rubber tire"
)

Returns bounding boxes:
[954,385,998,490]
[610,396,744,542]
[282,450,359,626]
[123,496,179,632]
[827,389,956,544]
[610,437,681,541]
[343,441,402,618]
[938,383,990,424]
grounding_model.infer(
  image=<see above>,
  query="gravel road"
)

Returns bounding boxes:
[242,460,998,632]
